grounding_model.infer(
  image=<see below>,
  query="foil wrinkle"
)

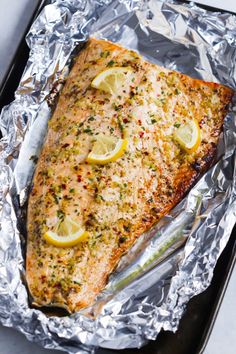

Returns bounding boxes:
[0,1,235,353]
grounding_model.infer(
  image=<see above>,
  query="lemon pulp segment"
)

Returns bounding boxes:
[174,119,201,152]
[91,67,133,95]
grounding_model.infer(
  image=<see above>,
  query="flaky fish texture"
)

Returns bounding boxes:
[26,38,233,313]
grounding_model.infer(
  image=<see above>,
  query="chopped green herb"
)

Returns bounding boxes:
[151,119,157,124]
[119,236,127,244]
[88,116,95,122]
[57,209,65,220]
[37,260,43,268]
[53,194,60,205]
[123,225,131,232]
[83,128,93,134]
[99,195,105,202]
[118,118,124,132]
[113,103,123,111]
[174,123,181,128]
[107,60,115,67]
[100,50,110,58]
[69,188,75,193]
[73,280,82,286]
[147,197,154,203]
[95,193,105,203]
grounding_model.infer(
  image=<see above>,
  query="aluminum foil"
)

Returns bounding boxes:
[0,0,236,353]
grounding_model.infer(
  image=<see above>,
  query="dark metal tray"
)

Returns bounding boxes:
[0,0,46,109]
[0,1,235,354]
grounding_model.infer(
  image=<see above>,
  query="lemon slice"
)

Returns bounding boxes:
[91,67,133,95]
[174,119,201,152]
[86,134,128,165]
[44,216,88,247]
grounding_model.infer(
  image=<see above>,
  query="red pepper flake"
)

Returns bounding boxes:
[199,115,207,128]
[62,143,70,148]
[138,120,142,126]
[83,185,87,189]
[139,131,144,138]
[123,118,129,124]
[77,175,82,182]
[61,183,66,190]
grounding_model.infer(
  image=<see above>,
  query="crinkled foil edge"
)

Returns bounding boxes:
[0,0,235,353]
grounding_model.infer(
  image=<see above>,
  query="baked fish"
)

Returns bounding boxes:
[26,38,233,313]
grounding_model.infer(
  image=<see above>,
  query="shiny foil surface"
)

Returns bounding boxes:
[0,1,235,353]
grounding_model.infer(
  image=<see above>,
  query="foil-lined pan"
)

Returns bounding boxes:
[0,0,236,353]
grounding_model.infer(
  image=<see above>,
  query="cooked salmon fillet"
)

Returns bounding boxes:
[26,38,233,313]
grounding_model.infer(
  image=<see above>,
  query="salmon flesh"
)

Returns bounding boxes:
[26,38,233,313]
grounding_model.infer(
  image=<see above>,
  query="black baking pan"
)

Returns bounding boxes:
[0,0,47,110]
[0,1,235,354]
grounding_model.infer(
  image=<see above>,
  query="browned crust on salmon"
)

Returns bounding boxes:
[26,38,234,313]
